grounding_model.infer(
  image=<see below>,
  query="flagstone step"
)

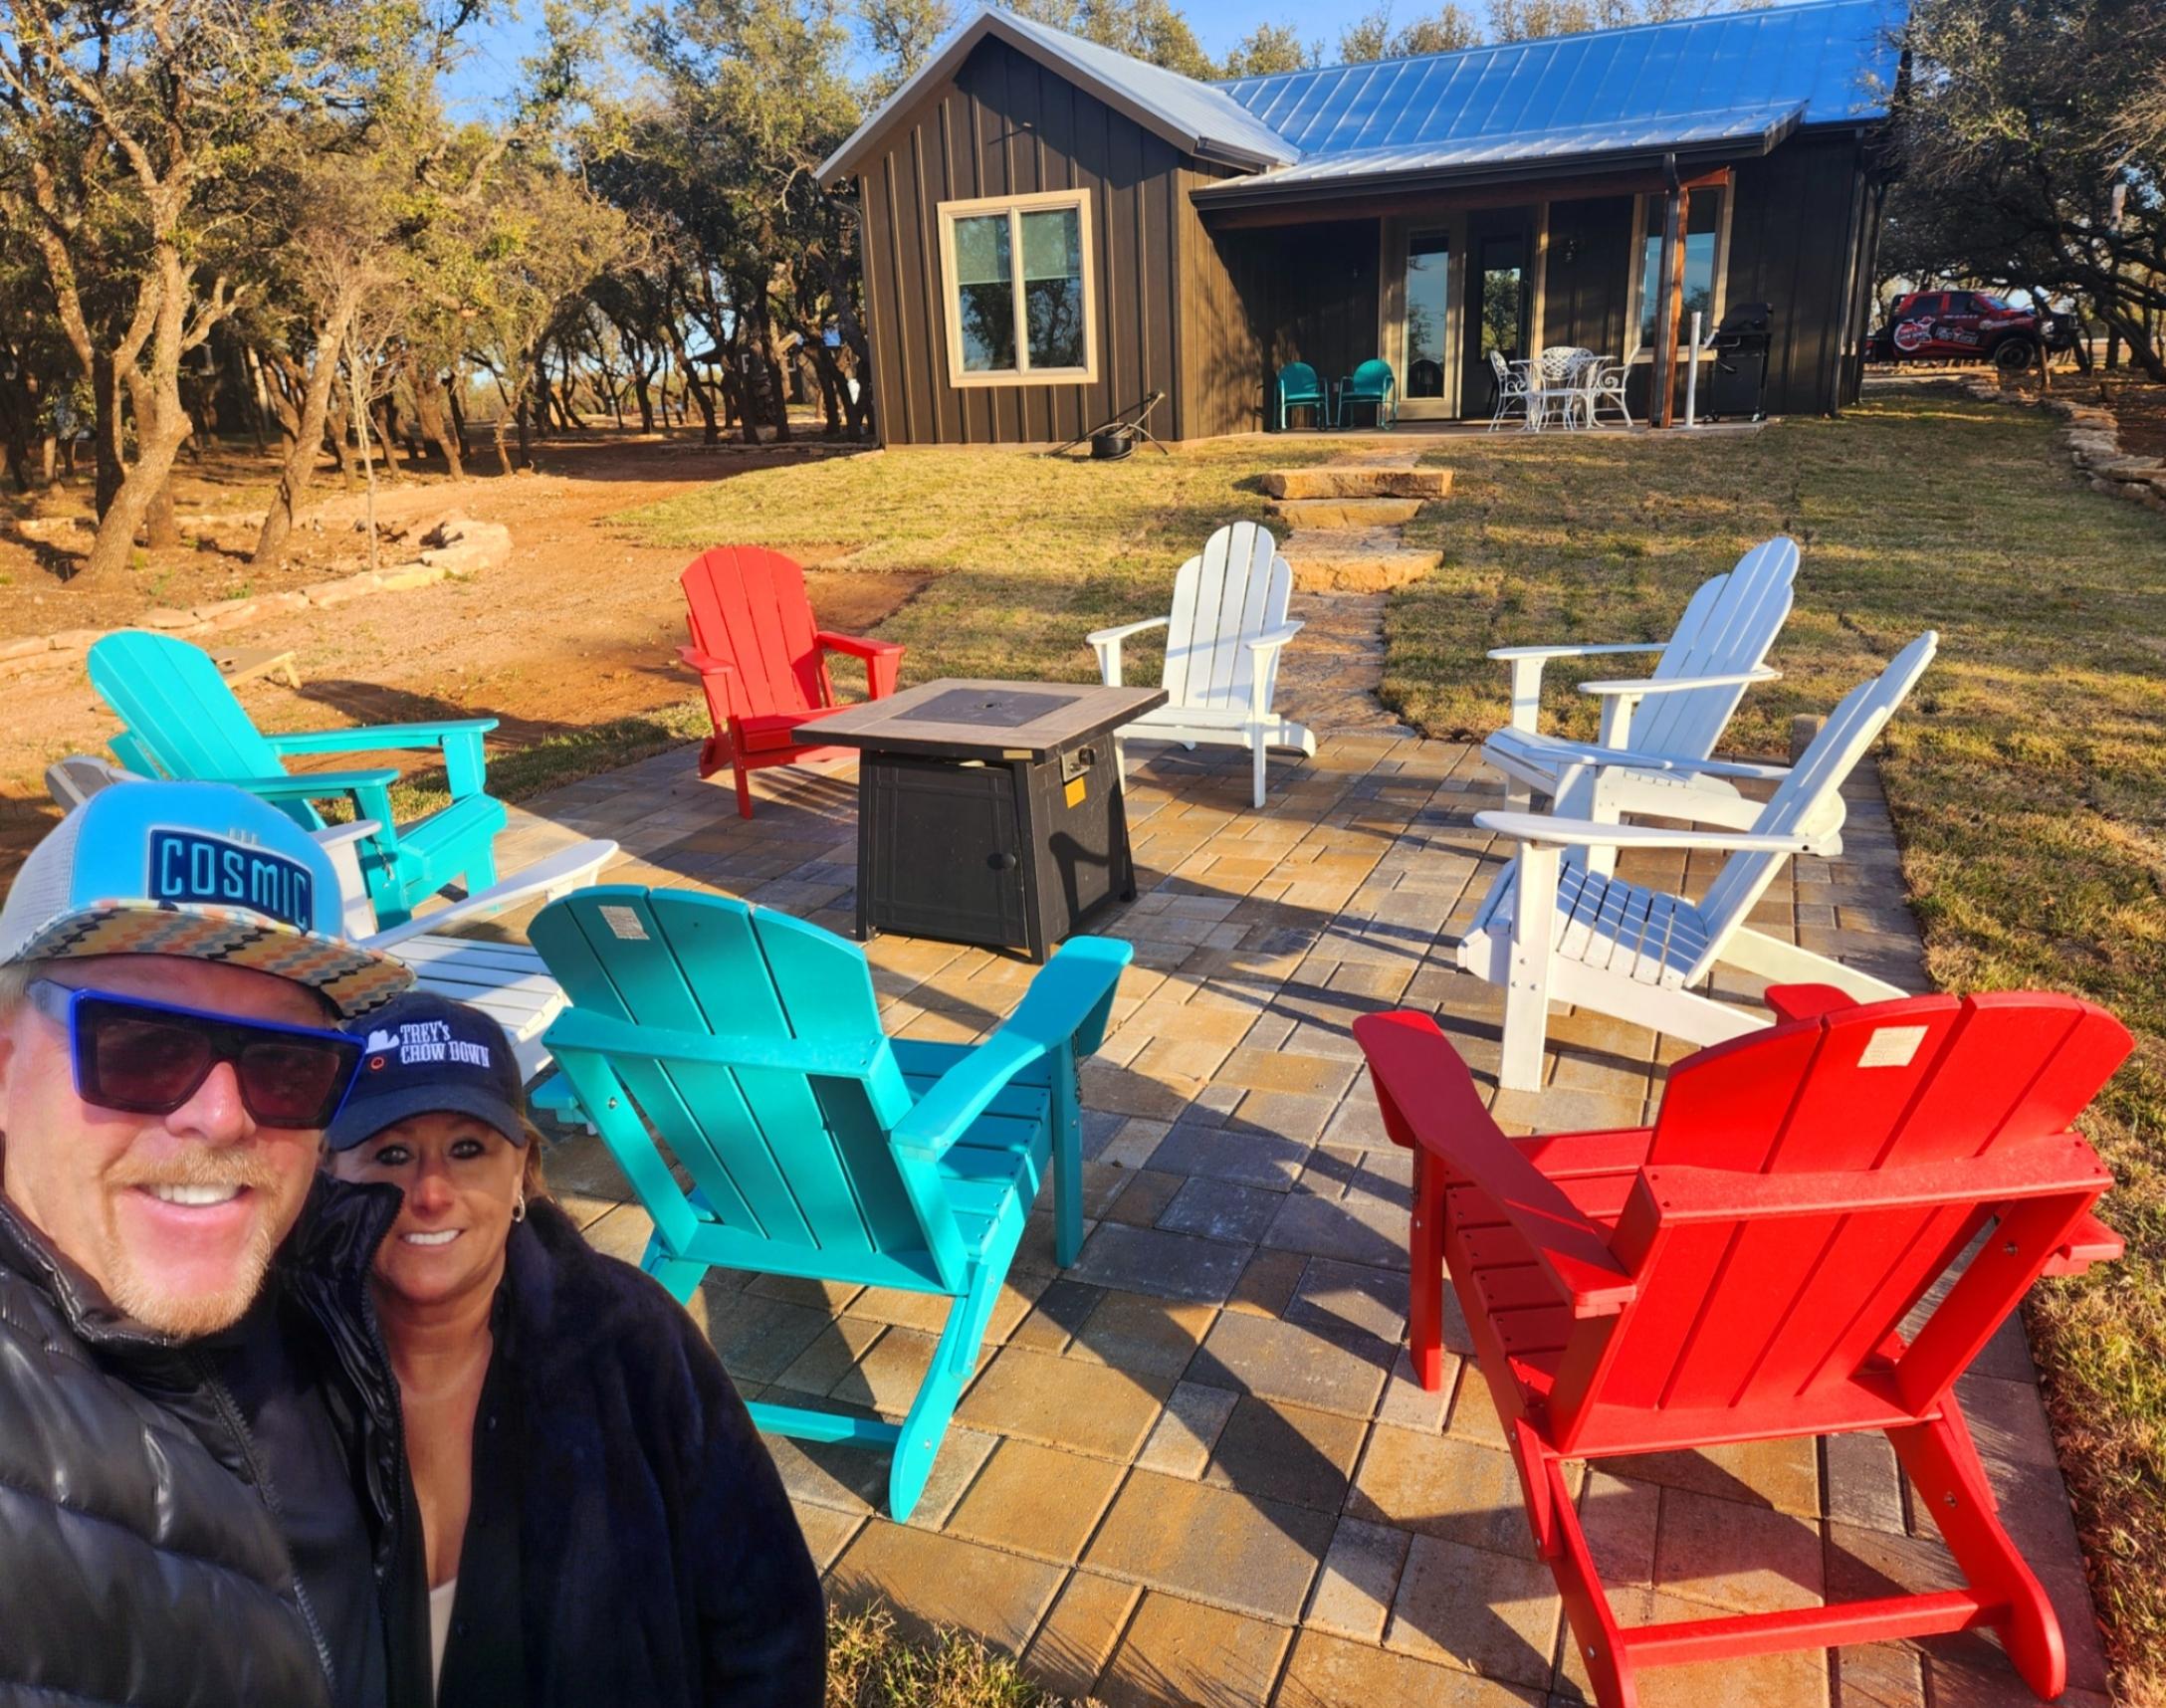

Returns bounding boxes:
[1261,467,1453,502]
[1269,497,1426,529]
[1282,531,1439,593]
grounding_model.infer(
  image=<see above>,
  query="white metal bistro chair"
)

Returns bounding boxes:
[1486,349,1533,431]
[1528,347,1596,431]
[1579,356,1633,427]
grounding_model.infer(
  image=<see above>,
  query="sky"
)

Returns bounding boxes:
[440,0,1390,112]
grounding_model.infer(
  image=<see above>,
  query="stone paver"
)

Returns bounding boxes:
[519,734,2104,1705]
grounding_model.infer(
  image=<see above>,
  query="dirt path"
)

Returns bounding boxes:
[0,437,923,877]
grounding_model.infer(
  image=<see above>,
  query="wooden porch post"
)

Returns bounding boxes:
[1652,163,1688,428]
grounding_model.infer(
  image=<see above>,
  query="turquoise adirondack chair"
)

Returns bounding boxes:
[1273,361,1331,430]
[1339,358,1398,428]
[87,631,506,929]
[529,886,1133,1519]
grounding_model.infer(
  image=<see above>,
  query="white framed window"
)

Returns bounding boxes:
[1624,189,1731,359]
[937,189,1097,387]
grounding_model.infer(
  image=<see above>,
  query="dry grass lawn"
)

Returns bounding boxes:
[607,385,2164,1698]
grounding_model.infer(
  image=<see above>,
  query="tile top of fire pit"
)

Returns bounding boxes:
[813,678,1168,761]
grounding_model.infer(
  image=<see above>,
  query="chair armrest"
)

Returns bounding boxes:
[1764,983,1864,1024]
[229,769,402,799]
[816,631,903,661]
[1486,641,1666,662]
[817,631,905,697]
[311,820,384,852]
[1490,738,1793,783]
[678,644,736,679]
[1473,810,1823,856]
[1244,623,1304,655]
[265,721,498,756]
[1088,616,1169,689]
[1576,667,1779,699]
[1354,1010,1636,1317]
[1086,616,1170,648]
[893,938,1132,1161]
[363,839,617,951]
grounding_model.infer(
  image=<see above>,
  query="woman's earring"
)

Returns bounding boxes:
[513,1188,528,1224]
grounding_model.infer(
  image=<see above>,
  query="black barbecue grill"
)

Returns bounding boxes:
[1708,301,1773,421]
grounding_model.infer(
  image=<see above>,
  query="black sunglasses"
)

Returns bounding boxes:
[30,980,363,1130]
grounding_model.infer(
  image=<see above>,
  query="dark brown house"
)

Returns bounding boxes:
[818,1,1903,445]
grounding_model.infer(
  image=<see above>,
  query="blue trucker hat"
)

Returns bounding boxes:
[0,781,412,1018]
[325,990,528,1153]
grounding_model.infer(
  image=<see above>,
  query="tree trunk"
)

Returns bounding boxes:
[448,380,473,465]
[92,352,124,520]
[78,382,192,583]
[408,359,464,480]
[370,399,405,476]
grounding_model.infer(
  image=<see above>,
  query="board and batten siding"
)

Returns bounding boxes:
[1726,131,1873,417]
[855,37,1185,447]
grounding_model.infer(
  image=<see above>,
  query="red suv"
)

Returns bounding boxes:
[1867,290,2058,372]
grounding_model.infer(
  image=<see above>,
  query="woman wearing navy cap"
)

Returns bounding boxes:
[323,991,823,1708]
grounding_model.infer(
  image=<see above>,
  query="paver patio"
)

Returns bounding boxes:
[496,722,2111,1708]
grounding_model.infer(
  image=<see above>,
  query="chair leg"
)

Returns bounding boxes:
[1251,730,1268,809]
[1545,1458,1639,1708]
[1408,1149,1448,1390]
[733,758,756,820]
[1499,846,1561,1093]
[638,1232,709,1304]
[1890,1409,2066,1700]
[890,1264,1003,1519]
[1052,1044,1084,1268]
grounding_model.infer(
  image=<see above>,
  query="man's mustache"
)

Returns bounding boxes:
[108,1151,282,1192]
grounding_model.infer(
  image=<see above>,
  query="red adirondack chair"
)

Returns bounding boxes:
[678,545,905,818]
[1355,983,2128,1707]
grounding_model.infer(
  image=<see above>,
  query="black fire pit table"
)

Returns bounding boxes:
[810,678,1167,961]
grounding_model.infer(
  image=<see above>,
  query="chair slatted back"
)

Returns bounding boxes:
[530,887,932,1271]
[680,547,827,724]
[1585,990,2129,1422]
[1685,632,1938,980]
[1162,523,1293,714]
[87,632,316,822]
[1631,538,1799,759]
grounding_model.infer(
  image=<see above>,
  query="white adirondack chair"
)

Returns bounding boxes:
[1087,521,1316,809]
[1456,631,1936,1091]
[44,755,613,1081]
[1484,536,1798,874]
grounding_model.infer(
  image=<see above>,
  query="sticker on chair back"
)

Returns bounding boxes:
[1858,1025,1928,1069]
[1065,776,1087,808]
[148,829,314,929]
[599,905,649,942]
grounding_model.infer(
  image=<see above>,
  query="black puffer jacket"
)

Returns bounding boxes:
[0,1179,411,1708]
[424,1197,824,1708]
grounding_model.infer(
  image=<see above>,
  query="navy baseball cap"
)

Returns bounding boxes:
[325,991,529,1153]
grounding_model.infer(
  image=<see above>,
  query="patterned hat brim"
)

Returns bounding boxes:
[12,902,415,1018]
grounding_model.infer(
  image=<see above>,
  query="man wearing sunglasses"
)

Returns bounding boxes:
[0,781,422,1708]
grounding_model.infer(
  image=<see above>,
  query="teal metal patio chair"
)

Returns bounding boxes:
[528,886,1133,1519]
[1339,358,1398,428]
[1273,361,1332,430]
[87,630,506,929]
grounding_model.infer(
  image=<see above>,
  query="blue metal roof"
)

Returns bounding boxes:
[1215,0,1899,180]
[1225,99,1809,189]
[820,0,1900,192]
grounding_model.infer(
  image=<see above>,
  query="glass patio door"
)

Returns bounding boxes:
[1463,222,1532,419]
[1381,219,1461,418]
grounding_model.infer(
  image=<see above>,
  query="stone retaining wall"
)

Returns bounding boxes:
[1962,374,2166,515]
[0,514,512,680]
